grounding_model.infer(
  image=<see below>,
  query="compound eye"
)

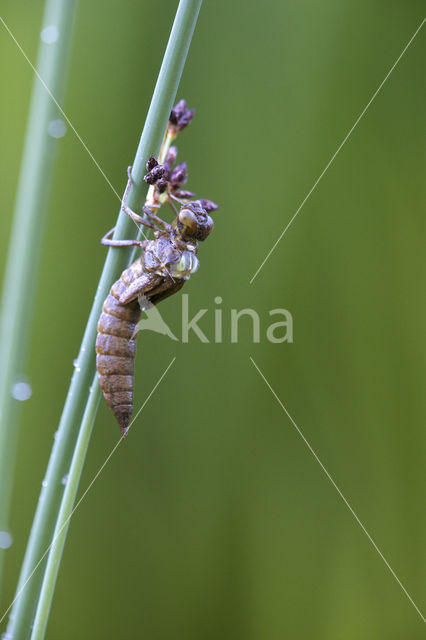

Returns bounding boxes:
[195,215,214,241]
[178,208,198,235]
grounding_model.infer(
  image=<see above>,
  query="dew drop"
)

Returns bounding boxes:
[0,531,13,549]
[40,25,59,43]
[11,381,32,402]
[42,479,48,488]
[47,119,67,138]
[61,474,69,486]
[73,359,81,372]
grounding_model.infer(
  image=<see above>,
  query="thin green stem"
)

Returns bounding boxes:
[0,0,78,591]
[30,374,100,640]
[30,129,176,640]
[6,1,202,637]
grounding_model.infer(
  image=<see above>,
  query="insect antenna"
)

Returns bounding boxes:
[168,191,191,217]
[167,198,179,217]
[169,192,186,206]
[142,205,168,230]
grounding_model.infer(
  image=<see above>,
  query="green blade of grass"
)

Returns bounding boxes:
[30,128,177,640]
[0,0,78,592]
[30,374,100,640]
[5,1,202,637]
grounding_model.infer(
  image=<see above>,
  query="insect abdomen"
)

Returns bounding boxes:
[96,262,143,436]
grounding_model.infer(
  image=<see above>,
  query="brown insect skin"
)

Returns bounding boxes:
[96,186,214,436]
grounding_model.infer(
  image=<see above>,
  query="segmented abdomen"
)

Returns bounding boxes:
[96,260,144,436]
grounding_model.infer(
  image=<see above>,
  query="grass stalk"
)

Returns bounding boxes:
[30,128,176,640]
[30,374,100,640]
[0,0,78,591]
[5,1,202,637]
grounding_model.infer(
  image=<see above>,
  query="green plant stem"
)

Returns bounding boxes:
[30,374,100,640]
[0,0,78,591]
[29,129,176,640]
[6,1,202,637]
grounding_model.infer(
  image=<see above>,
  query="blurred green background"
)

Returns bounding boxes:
[0,1,425,638]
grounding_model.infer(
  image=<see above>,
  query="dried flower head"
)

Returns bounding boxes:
[170,162,188,188]
[166,146,178,166]
[146,156,158,172]
[144,163,166,185]
[169,99,195,131]
[156,179,168,194]
[174,189,196,199]
[196,199,219,212]
[141,136,218,213]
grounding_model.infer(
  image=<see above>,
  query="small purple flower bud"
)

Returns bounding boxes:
[144,173,156,185]
[151,166,165,180]
[197,199,218,212]
[146,156,158,171]
[166,146,178,166]
[156,179,168,193]
[144,164,166,185]
[169,99,187,125]
[178,108,195,129]
[169,100,195,131]
[170,162,187,187]
[174,190,196,199]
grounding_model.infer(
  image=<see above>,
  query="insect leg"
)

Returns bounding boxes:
[101,227,148,249]
[142,206,169,230]
[122,167,158,230]
[167,198,179,217]
[122,204,158,231]
[149,280,185,305]
[140,278,180,301]
[118,272,163,305]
